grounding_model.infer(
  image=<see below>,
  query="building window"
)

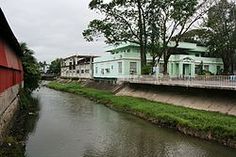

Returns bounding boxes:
[204,65,209,71]
[217,66,221,74]
[95,67,98,74]
[85,69,89,73]
[81,69,84,74]
[111,65,113,70]
[118,62,122,73]
[195,54,200,57]
[77,70,80,74]
[105,68,110,73]
[130,62,137,75]
[69,62,72,70]
[101,69,104,75]
[127,49,130,53]
[195,65,201,75]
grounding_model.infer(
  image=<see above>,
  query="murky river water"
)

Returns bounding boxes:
[24,87,236,157]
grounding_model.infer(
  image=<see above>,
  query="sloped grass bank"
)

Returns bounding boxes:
[47,81,236,148]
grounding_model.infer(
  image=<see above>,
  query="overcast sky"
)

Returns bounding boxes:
[0,0,106,63]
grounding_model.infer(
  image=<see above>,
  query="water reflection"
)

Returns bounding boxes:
[23,87,236,157]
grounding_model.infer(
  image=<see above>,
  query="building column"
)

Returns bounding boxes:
[90,57,93,79]
[179,63,183,78]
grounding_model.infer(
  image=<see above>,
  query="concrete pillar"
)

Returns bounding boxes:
[179,63,183,77]
[90,57,93,79]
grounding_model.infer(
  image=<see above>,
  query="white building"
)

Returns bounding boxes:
[61,55,98,79]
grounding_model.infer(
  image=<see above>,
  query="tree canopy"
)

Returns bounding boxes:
[20,43,41,92]
[84,0,211,74]
[48,58,62,75]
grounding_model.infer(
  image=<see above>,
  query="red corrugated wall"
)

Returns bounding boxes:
[0,39,23,93]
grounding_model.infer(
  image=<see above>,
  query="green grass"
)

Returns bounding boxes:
[47,81,236,142]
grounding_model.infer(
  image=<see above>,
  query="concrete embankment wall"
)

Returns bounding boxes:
[116,83,236,116]
[0,84,20,140]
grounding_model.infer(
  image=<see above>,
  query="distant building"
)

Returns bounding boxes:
[61,55,97,79]
[93,42,223,79]
[0,8,24,139]
[39,62,50,74]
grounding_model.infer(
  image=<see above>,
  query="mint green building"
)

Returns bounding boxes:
[158,42,223,77]
[93,42,223,79]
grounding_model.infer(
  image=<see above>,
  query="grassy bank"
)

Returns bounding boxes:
[48,81,236,148]
[0,90,39,157]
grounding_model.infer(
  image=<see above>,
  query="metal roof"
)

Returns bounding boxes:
[0,8,22,56]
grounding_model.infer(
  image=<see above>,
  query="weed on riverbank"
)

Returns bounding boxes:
[0,90,40,157]
[48,81,236,148]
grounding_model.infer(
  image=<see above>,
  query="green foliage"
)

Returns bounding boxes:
[48,58,62,75]
[84,0,209,74]
[48,81,236,141]
[141,64,152,75]
[20,43,41,92]
[185,0,236,74]
[205,0,236,74]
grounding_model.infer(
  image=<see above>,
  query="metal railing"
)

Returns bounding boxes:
[118,75,236,90]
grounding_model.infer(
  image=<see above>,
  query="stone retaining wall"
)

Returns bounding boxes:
[0,84,20,140]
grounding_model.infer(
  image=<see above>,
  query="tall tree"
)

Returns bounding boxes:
[20,43,41,92]
[84,0,211,75]
[48,58,62,75]
[205,0,236,74]
[185,0,236,74]
[83,0,154,73]
[155,0,211,75]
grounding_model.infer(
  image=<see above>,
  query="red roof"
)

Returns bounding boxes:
[0,8,22,56]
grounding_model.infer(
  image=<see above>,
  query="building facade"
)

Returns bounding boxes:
[157,42,223,77]
[61,55,97,79]
[0,8,24,140]
[94,42,223,79]
[93,43,152,79]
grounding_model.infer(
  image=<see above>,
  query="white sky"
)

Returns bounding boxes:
[0,0,106,63]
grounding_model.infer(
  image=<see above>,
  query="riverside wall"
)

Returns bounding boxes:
[0,84,20,140]
[116,83,236,116]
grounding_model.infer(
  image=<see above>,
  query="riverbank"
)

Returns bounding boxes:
[0,90,39,157]
[47,81,236,148]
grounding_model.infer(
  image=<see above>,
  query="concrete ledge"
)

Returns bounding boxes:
[116,83,236,116]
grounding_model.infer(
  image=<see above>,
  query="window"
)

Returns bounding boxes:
[95,67,98,74]
[81,69,84,74]
[127,49,130,53]
[101,69,104,75]
[69,62,72,70]
[77,70,80,74]
[130,62,137,75]
[118,62,122,73]
[195,54,200,57]
[159,64,164,73]
[204,65,209,71]
[217,66,221,74]
[105,68,110,73]
[195,65,201,75]
[111,65,113,70]
[85,69,90,73]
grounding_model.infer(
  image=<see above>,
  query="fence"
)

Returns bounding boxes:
[118,75,236,90]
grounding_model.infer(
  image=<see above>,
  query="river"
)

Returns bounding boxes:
[24,87,236,157]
